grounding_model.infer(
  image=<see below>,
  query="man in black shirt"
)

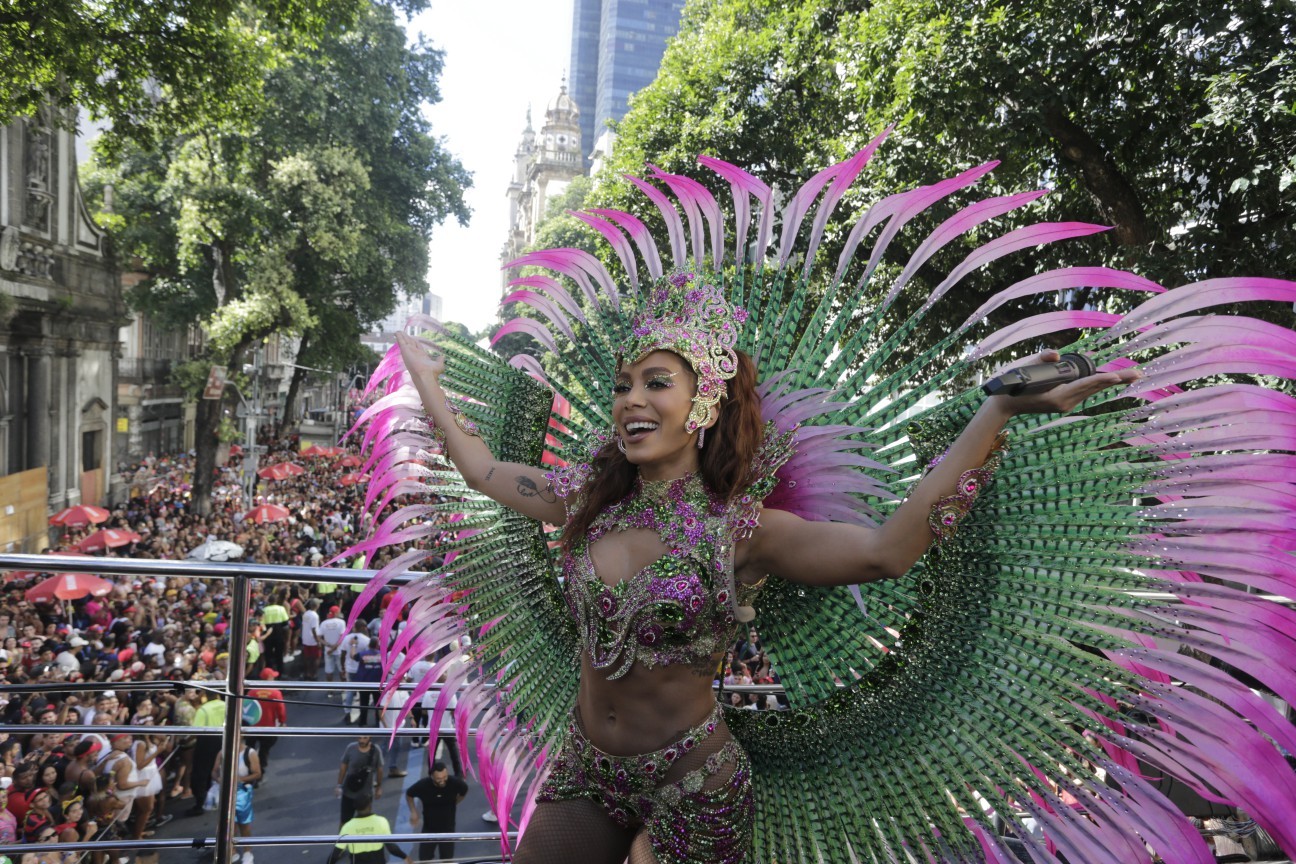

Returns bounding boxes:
[404,762,468,861]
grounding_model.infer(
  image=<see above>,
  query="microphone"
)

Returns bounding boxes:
[981,353,1095,397]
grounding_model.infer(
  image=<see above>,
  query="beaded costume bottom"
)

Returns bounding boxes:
[536,703,755,864]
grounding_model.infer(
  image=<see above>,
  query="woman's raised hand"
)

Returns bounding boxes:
[994,349,1142,417]
[395,331,445,384]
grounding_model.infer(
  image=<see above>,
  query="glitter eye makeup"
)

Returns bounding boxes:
[613,368,678,394]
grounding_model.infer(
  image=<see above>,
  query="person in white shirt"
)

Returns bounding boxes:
[339,625,371,723]
[55,636,87,673]
[380,675,412,777]
[301,599,322,680]
[316,606,349,686]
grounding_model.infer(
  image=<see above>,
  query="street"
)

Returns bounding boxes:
[153,685,520,864]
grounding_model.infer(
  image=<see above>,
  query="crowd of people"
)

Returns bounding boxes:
[0,431,785,862]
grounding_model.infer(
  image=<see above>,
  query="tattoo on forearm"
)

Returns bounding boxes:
[515,475,557,503]
[691,654,721,678]
[484,466,496,483]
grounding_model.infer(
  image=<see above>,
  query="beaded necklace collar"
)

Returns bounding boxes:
[587,472,725,555]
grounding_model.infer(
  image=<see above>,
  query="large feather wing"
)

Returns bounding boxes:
[342,325,579,857]
[494,140,1296,863]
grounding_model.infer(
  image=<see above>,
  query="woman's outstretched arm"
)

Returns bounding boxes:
[396,332,566,525]
[743,351,1142,587]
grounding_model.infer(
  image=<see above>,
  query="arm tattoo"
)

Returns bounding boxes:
[515,475,558,503]
[484,466,496,483]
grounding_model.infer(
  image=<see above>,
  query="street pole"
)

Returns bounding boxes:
[215,571,251,864]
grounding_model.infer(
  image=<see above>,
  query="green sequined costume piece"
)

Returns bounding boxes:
[349,137,1296,863]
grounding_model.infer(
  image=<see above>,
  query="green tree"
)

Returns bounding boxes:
[0,0,424,151]
[603,0,1295,366]
[86,1,470,514]
[257,9,470,423]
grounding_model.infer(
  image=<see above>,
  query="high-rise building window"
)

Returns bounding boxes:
[568,0,686,169]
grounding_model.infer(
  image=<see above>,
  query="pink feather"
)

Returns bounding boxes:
[697,155,773,266]
[567,210,638,292]
[970,311,1123,360]
[624,174,688,269]
[588,208,663,280]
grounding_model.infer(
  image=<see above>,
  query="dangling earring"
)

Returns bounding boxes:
[616,434,627,455]
[697,427,705,449]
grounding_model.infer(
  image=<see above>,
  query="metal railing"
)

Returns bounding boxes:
[7,554,1276,863]
[0,554,517,864]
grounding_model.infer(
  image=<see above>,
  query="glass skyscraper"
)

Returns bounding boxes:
[569,0,687,168]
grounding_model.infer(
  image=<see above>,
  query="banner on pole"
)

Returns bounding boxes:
[202,366,228,400]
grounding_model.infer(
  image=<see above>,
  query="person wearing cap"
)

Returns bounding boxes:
[352,634,383,729]
[246,669,286,774]
[20,786,55,843]
[55,637,86,673]
[327,794,411,864]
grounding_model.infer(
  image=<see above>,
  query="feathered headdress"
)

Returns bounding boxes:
[617,270,748,431]
[344,129,1296,863]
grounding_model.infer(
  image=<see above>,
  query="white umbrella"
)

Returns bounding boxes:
[186,538,245,562]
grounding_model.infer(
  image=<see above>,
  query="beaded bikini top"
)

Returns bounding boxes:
[555,472,750,680]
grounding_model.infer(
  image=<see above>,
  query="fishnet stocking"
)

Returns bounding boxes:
[512,798,634,864]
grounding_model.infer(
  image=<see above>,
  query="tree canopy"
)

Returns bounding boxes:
[598,0,1294,366]
[0,0,428,150]
[84,0,470,512]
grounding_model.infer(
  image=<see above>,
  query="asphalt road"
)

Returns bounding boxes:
[149,677,520,864]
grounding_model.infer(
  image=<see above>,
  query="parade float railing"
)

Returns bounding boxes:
[0,554,524,864]
[3,554,1288,863]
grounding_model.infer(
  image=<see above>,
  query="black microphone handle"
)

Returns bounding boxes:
[981,353,1095,397]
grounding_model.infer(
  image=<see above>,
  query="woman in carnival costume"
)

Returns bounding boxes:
[346,129,1296,863]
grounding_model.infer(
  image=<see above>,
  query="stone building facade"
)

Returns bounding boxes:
[115,295,193,466]
[501,82,584,287]
[0,107,124,544]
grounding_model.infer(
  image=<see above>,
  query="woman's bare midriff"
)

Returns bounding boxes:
[576,652,723,757]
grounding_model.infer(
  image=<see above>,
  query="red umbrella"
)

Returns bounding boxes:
[25,572,115,603]
[244,503,291,524]
[257,464,289,481]
[49,505,110,527]
[76,528,142,553]
[337,454,363,468]
[229,444,244,456]
[258,462,305,480]
[321,446,345,457]
[338,472,370,486]
[300,444,329,457]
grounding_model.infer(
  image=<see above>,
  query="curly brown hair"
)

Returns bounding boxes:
[561,350,764,552]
